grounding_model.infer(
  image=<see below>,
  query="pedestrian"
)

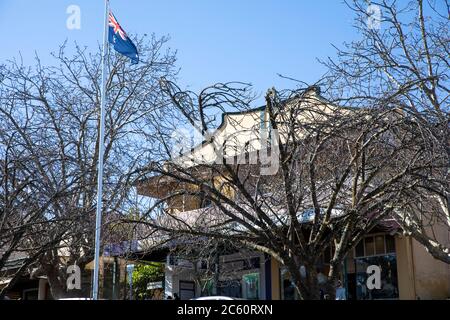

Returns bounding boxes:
[335,280,346,300]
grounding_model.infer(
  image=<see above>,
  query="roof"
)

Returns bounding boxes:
[173,86,332,160]
[136,86,349,195]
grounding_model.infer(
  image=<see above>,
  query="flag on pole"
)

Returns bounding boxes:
[108,11,139,64]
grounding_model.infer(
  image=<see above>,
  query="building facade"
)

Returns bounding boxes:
[136,88,450,300]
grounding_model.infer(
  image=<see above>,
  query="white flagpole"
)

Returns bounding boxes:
[92,0,110,300]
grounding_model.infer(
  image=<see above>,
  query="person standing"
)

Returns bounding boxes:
[335,280,347,300]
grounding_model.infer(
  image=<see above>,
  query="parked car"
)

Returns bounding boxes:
[58,298,94,300]
[191,296,245,300]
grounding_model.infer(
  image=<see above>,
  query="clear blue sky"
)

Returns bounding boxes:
[0,0,358,103]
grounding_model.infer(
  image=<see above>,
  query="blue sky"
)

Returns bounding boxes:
[0,0,358,103]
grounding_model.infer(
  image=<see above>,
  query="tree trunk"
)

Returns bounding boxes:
[287,260,321,300]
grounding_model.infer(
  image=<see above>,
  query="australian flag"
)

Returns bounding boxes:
[108,11,139,64]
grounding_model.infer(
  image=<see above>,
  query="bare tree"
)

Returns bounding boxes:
[322,0,449,263]
[0,35,177,298]
[118,0,449,301]
[0,114,71,298]
[128,72,443,300]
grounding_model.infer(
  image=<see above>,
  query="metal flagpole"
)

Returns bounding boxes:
[92,0,110,300]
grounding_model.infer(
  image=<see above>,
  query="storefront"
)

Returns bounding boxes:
[165,252,268,300]
[158,233,449,300]
[199,256,264,299]
[277,233,400,300]
[347,233,399,300]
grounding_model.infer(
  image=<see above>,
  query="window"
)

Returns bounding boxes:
[375,235,385,255]
[243,273,260,300]
[355,234,396,258]
[355,241,365,257]
[179,281,195,300]
[355,255,399,300]
[364,237,375,256]
[386,235,396,253]
[218,280,242,298]
[353,234,399,300]
[247,257,260,270]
